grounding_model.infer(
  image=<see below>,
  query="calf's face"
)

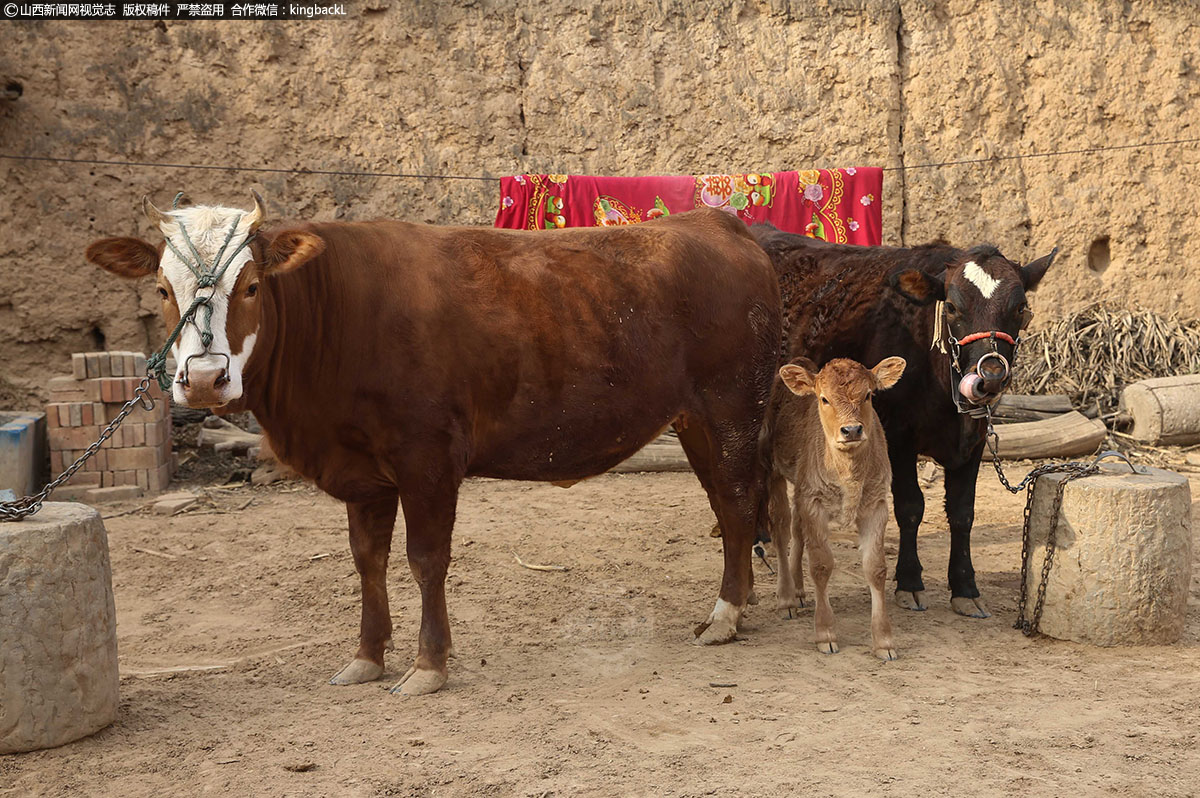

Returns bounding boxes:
[85,194,324,409]
[780,357,906,451]
[889,245,1056,405]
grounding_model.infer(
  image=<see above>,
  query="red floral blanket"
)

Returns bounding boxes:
[493,168,883,245]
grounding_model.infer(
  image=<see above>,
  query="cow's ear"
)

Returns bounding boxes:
[86,237,159,278]
[871,356,907,391]
[888,268,945,305]
[264,230,325,275]
[779,363,816,396]
[1021,246,1058,290]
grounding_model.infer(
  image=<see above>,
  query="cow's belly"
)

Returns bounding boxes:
[466,385,684,482]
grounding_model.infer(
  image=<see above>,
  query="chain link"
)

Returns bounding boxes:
[0,377,160,522]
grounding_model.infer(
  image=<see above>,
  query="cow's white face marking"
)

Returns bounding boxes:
[155,205,259,405]
[963,260,1001,299]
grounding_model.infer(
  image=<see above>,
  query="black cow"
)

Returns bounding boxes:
[752,225,1056,617]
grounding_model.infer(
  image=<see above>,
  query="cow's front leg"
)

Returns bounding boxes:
[330,494,399,685]
[391,472,460,695]
[944,446,990,618]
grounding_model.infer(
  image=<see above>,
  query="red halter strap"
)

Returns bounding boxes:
[955,330,1016,346]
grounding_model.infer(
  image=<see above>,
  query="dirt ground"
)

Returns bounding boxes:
[3,465,1199,798]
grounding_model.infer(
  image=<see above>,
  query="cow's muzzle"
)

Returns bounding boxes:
[958,351,1010,405]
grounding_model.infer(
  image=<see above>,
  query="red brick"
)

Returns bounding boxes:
[148,461,172,493]
[107,446,165,471]
[72,353,87,379]
[135,468,150,491]
[115,470,138,486]
[110,353,126,377]
[98,355,111,378]
[87,485,144,502]
[85,353,102,379]
[46,403,63,428]
[101,470,115,487]
[49,425,104,451]
[64,471,101,488]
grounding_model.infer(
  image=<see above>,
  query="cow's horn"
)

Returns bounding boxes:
[142,195,174,229]
[247,190,266,231]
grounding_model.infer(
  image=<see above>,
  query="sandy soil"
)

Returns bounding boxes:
[3,467,1199,798]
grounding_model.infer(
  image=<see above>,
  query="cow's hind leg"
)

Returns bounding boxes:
[677,419,763,646]
[889,435,927,611]
[331,494,399,685]
[945,446,990,618]
[391,464,462,696]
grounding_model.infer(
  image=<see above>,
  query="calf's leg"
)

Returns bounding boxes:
[944,446,990,618]
[889,436,927,611]
[330,494,399,685]
[391,468,461,695]
[770,473,804,616]
[859,502,896,660]
[803,503,837,654]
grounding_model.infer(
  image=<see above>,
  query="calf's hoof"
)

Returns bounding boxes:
[329,657,384,685]
[746,587,759,606]
[390,666,448,696]
[950,596,991,618]
[774,592,807,615]
[894,590,927,611]
[815,640,840,655]
[874,647,899,661]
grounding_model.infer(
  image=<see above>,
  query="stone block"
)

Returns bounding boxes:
[0,503,119,753]
[0,412,47,497]
[1025,463,1193,645]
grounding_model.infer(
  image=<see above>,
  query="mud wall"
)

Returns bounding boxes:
[1,0,1198,405]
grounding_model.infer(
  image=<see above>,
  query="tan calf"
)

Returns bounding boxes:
[771,357,906,660]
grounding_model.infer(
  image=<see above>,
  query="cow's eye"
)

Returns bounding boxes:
[944,301,959,316]
[820,396,830,405]
[157,286,169,300]
[246,283,259,298]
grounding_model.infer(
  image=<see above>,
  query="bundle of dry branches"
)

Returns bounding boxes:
[1012,303,1200,413]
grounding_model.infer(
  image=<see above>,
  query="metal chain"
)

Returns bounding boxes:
[984,405,1108,635]
[0,378,159,522]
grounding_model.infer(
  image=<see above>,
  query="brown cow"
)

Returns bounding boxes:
[86,197,781,695]
[771,357,906,661]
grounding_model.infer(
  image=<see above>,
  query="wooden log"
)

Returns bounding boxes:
[197,415,262,454]
[995,393,1073,413]
[610,433,693,473]
[990,410,1107,460]
[1120,375,1200,446]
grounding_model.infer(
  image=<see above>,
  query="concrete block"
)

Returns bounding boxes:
[1026,464,1193,645]
[0,503,119,753]
[0,412,47,496]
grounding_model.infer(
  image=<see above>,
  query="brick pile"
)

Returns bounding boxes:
[46,352,173,502]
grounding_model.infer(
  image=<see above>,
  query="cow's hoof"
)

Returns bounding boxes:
[389,666,447,696]
[894,590,927,611]
[816,640,840,655]
[329,657,383,685]
[693,598,741,645]
[774,592,807,614]
[874,647,899,661]
[951,596,991,618]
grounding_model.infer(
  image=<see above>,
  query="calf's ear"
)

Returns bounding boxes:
[1021,246,1058,290]
[871,356,907,391]
[86,237,159,278]
[888,268,945,305]
[264,230,325,275]
[779,364,817,396]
